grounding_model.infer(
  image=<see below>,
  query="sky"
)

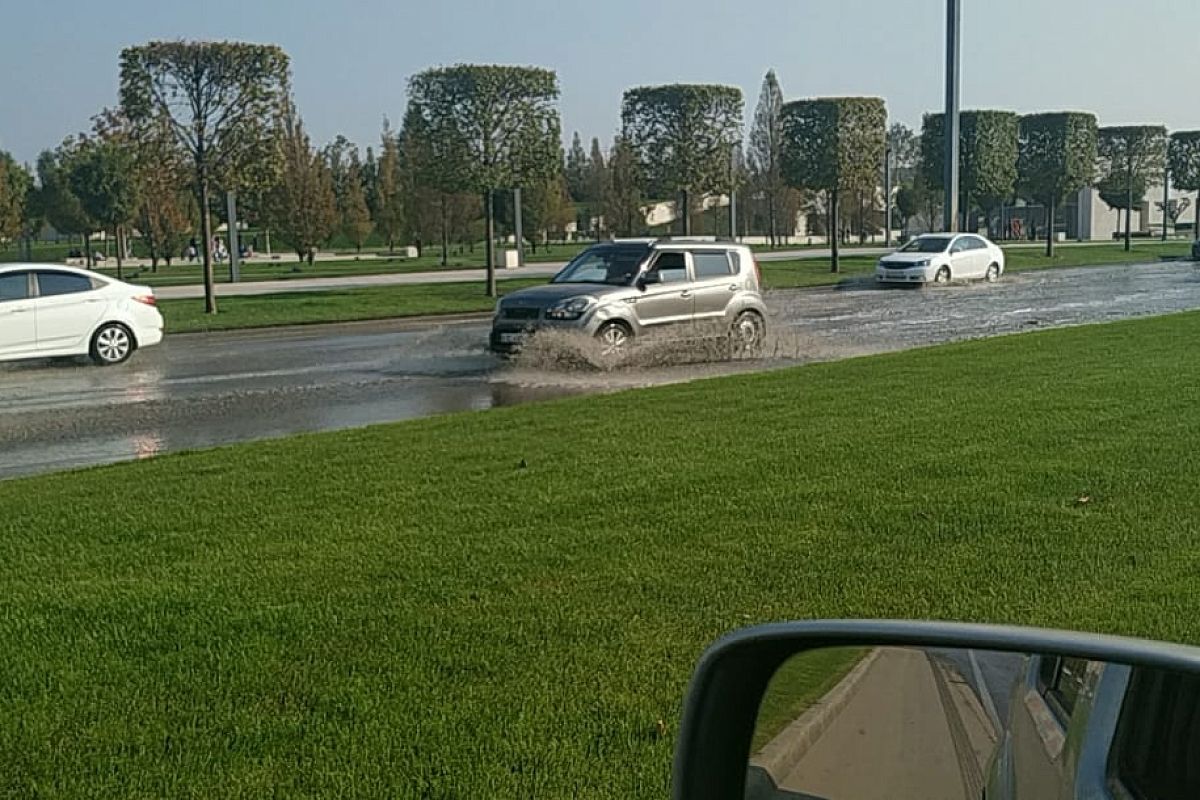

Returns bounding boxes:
[2,0,1198,166]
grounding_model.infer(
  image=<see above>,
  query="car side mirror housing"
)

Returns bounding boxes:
[672,619,1200,800]
[639,272,660,289]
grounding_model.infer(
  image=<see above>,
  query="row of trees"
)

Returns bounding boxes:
[5,46,1200,309]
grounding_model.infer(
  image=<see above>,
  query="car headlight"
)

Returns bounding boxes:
[545,296,594,320]
[915,259,931,267]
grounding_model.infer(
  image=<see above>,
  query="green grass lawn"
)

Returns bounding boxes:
[160,279,544,333]
[750,648,867,753]
[4,311,1200,796]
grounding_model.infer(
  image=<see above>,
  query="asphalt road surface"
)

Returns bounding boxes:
[3,261,1198,480]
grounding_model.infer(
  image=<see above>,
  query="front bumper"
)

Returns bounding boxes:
[489,315,605,353]
[876,266,933,283]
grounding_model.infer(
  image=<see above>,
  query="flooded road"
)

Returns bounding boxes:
[2,261,1198,480]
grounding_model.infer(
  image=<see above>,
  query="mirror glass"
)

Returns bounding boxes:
[746,646,1200,800]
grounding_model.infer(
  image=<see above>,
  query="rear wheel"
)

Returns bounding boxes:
[729,311,766,358]
[934,266,952,284]
[985,262,1001,283]
[90,323,134,366]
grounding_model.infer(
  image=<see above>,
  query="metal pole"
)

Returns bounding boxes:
[226,191,241,282]
[513,187,524,266]
[884,139,893,247]
[943,0,962,233]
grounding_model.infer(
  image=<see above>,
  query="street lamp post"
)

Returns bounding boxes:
[943,0,962,233]
[884,137,893,247]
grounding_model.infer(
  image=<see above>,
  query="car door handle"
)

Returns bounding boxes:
[5,306,31,314]
[679,290,692,299]
[728,284,739,291]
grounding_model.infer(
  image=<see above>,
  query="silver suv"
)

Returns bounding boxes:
[490,238,768,360]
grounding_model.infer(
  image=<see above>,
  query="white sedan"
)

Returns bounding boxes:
[876,233,1006,285]
[0,264,164,365]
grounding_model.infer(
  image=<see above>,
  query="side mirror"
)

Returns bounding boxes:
[639,272,660,289]
[673,620,1200,800]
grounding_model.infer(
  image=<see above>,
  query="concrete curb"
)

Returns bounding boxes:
[750,648,881,783]
[166,311,494,339]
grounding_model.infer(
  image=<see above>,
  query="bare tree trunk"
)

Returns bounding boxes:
[768,190,777,247]
[1125,181,1133,252]
[830,189,841,274]
[484,190,496,297]
[114,226,124,281]
[198,180,217,314]
[82,232,91,268]
[440,195,449,267]
[1045,200,1055,258]
[680,189,691,236]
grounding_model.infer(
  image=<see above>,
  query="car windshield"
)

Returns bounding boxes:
[899,236,952,253]
[552,246,647,285]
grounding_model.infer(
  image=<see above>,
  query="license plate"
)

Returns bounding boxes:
[499,332,525,344]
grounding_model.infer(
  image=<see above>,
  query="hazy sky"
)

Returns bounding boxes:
[3,0,1198,165]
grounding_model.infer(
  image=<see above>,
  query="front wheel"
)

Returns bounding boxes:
[593,321,633,368]
[90,323,134,366]
[985,263,1001,283]
[729,311,766,358]
[933,266,952,284]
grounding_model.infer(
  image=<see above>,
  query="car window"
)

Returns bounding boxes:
[1037,655,1089,723]
[36,271,95,297]
[649,252,688,284]
[900,236,952,253]
[1110,667,1200,799]
[950,238,969,254]
[969,236,988,250]
[553,246,647,286]
[0,272,29,302]
[692,251,734,279]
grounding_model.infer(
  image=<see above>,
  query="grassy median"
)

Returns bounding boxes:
[4,312,1200,796]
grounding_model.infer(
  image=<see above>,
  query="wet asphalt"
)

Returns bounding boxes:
[2,260,1198,480]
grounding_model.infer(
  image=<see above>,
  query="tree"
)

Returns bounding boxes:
[921,111,1019,233]
[621,84,742,236]
[565,131,588,202]
[362,145,380,222]
[781,97,886,272]
[341,151,373,252]
[1097,125,1167,251]
[604,135,643,236]
[69,114,142,278]
[585,137,609,237]
[128,114,193,270]
[1168,131,1200,238]
[268,105,337,265]
[406,64,562,296]
[895,184,920,238]
[375,120,405,254]
[888,123,920,178]
[120,41,290,314]
[1017,112,1098,256]
[0,152,29,246]
[748,70,788,245]
[36,146,95,262]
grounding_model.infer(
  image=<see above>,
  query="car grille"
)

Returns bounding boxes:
[503,306,541,321]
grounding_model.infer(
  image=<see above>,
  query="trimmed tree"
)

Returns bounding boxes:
[604,135,643,236]
[1097,125,1168,251]
[120,41,290,313]
[781,97,886,273]
[1017,112,1098,256]
[0,152,29,246]
[921,110,1019,233]
[1168,131,1200,239]
[406,64,561,297]
[621,84,743,236]
[375,120,405,255]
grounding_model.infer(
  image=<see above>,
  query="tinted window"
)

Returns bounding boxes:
[692,251,734,278]
[968,236,988,250]
[1037,656,1089,722]
[1111,667,1200,800]
[900,236,952,253]
[553,245,648,286]
[37,271,97,297]
[650,252,688,284]
[0,272,29,302]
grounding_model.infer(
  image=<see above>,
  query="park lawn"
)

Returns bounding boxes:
[4,311,1200,797]
[159,279,544,333]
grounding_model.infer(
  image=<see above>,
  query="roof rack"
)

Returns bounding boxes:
[654,235,737,244]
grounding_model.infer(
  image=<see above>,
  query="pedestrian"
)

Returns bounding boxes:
[187,238,198,262]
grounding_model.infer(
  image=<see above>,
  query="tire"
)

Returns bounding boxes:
[593,321,633,368]
[985,263,1000,283]
[729,311,766,358]
[934,266,952,284]
[90,323,135,366]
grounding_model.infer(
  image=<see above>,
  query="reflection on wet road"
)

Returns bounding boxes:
[2,261,1198,479]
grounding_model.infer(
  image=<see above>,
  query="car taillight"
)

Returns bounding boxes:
[133,295,156,306]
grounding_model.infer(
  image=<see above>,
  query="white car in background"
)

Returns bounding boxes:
[0,264,164,365]
[876,233,1005,285]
